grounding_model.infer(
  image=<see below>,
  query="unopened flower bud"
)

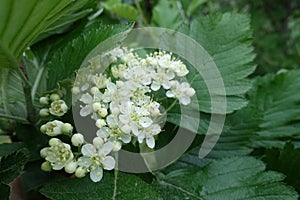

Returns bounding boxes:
[96,119,106,128]
[62,123,73,135]
[50,93,60,101]
[93,137,104,149]
[90,87,99,94]
[39,97,49,105]
[41,161,52,172]
[71,133,84,147]
[40,147,48,158]
[39,108,49,117]
[92,102,102,112]
[98,108,108,118]
[49,138,61,146]
[64,161,78,174]
[75,166,87,178]
[112,141,122,152]
[72,87,80,95]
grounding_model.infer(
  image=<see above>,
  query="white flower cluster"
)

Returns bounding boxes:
[40,120,115,182]
[39,47,195,183]
[39,93,68,117]
[74,47,195,150]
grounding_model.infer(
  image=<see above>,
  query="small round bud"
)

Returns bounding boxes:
[72,87,80,95]
[49,138,61,146]
[96,119,106,128]
[64,161,78,174]
[61,123,73,135]
[90,87,99,94]
[39,108,49,117]
[98,108,108,118]
[41,161,52,172]
[40,147,48,158]
[92,102,102,112]
[39,97,49,105]
[40,124,47,133]
[71,133,84,147]
[112,141,122,152]
[75,166,87,178]
[50,93,60,101]
[93,137,104,149]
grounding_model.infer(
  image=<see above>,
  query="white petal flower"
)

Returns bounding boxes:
[49,100,68,116]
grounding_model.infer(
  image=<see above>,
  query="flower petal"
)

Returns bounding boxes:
[81,144,96,157]
[81,93,93,104]
[80,105,92,117]
[99,142,113,156]
[146,136,155,148]
[102,156,115,170]
[90,166,103,182]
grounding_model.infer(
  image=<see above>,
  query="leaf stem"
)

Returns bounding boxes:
[158,180,203,200]
[31,64,46,100]
[16,61,36,123]
[112,152,119,200]
[0,113,29,124]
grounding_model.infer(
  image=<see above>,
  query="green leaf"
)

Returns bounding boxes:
[155,156,298,200]
[0,148,29,184]
[46,21,134,90]
[0,0,79,69]
[0,69,26,121]
[102,0,138,21]
[223,70,300,149]
[40,172,160,200]
[0,142,25,157]
[183,13,256,114]
[186,0,208,17]
[151,0,182,29]
[0,183,10,200]
[264,143,300,193]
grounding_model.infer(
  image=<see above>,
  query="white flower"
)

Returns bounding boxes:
[71,133,85,146]
[151,69,175,91]
[78,142,115,182]
[40,120,64,136]
[49,100,68,116]
[134,124,161,148]
[79,92,102,117]
[166,81,195,105]
[43,138,74,170]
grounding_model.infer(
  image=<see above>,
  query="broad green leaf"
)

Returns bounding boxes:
[243,70,300,148]
[264,143,300,193]
[102,0,138,21]
[0,69,26,121]
[0,142,25,157]
[40,172,160,200]
[0,0,80,69]
[46,22,134,90]
[151,0,182,29]
[0,183,10,200]
[183,13,256,114]
[0,148,29,184]
[15,125,48,161]
[155,156,298,200]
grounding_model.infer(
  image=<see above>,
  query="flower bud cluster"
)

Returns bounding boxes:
[39,93,68,117]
